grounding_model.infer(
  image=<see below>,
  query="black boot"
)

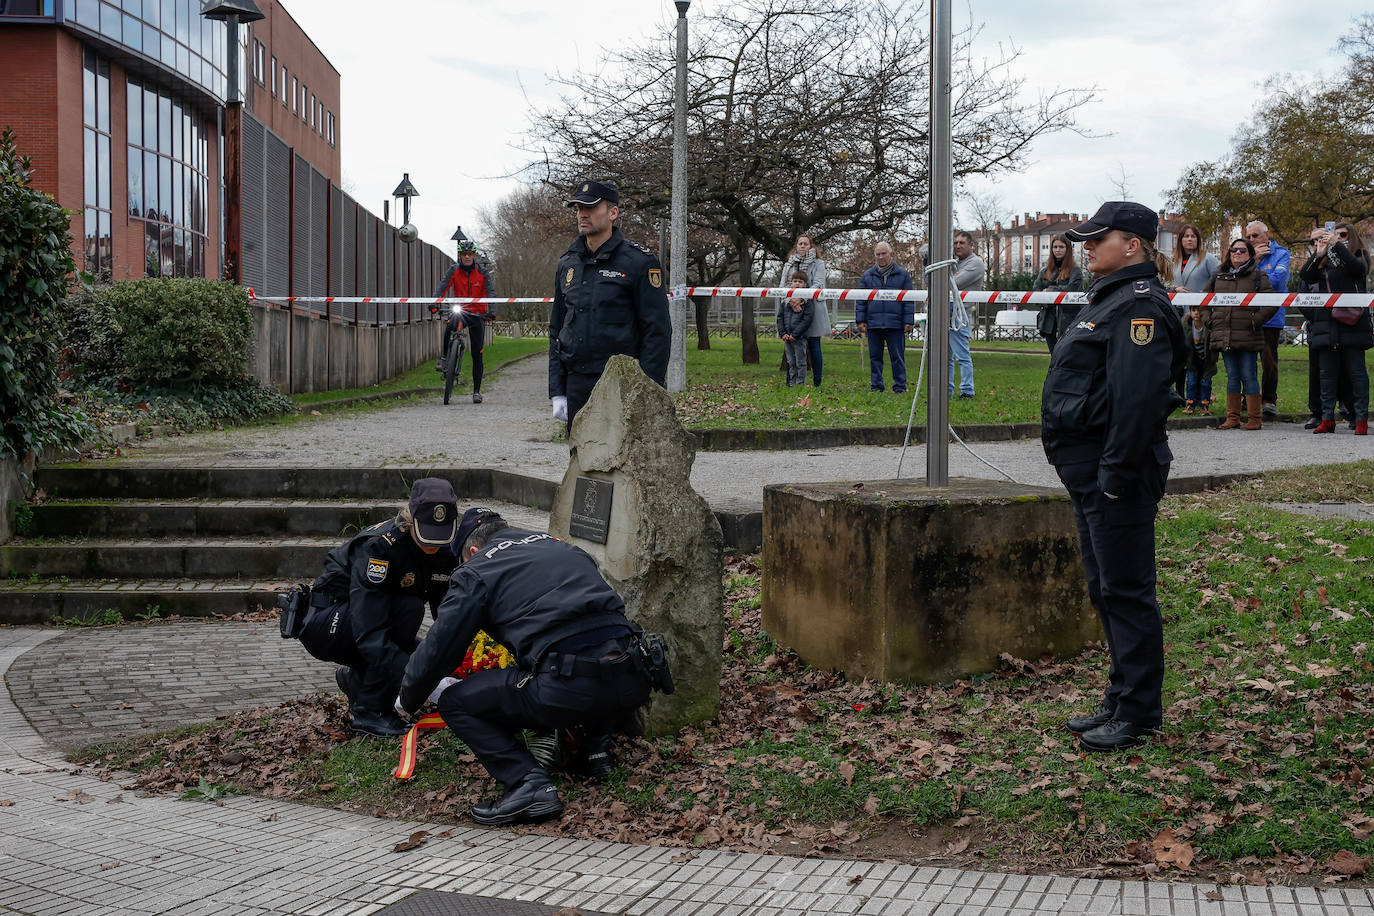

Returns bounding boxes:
[582,732,615,784]
[1064,704,1114,735]
[1079,718,1159,752]
[350,709,409,738]
[470,769,564,826]
[334,667,358,704]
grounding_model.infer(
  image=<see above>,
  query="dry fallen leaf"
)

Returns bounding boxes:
[392,830,429,853]
[1329,850,1370,876]
[1151,828,1195,870]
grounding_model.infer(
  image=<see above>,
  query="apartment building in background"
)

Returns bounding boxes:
[971,211,1199,278]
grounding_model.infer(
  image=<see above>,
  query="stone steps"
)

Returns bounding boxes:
[4,465,559,624]
[0,577,286,624]
[23,499,398,538]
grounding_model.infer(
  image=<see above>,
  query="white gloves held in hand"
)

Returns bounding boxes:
[551,396,569,421]
[427,676,459,705]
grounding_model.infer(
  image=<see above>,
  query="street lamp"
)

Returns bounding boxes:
[393,173,420,244]
[200,0,265,285]
[451,225,468,259]
[667,0,690,393]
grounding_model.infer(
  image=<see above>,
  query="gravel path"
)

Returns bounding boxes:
[120,356,1372,507]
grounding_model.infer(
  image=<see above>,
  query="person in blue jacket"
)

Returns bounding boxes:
[856,242,916,393]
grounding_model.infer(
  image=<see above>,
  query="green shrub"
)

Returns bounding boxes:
[90,377,293,432]
[0,127,95,458]
[65,278,254,386]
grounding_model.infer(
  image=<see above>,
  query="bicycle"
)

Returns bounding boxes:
[442,317,468,406]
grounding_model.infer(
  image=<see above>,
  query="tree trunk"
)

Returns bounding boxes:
[738,237,759,364]
[695,297,711,349]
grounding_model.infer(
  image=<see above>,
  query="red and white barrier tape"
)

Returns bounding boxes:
[246,287,1374,309]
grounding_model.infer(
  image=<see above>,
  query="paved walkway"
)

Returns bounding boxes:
[6,355,1374,913]
[117,356,1373,508]
[5,631,1373,915]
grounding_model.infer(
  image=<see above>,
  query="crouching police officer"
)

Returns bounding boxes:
[395,508,666,827]
[298,478,461,738]
[1042,202,1186,752]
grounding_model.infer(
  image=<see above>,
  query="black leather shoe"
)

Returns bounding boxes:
[582,732,615,784]
[334,667,358,704]
[957,392,975,400]
[1064,704,1114,735]
[1304,416,1321,430]
[1262,403,1277,418]
[1079,718,1159,752]
[471,770,564,826]
[350,709,409,738]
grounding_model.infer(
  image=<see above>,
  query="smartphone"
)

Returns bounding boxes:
[1324,221,1336,232]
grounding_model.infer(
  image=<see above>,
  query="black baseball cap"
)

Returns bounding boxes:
[1065,201,1159,242]
[566,180,620,207]
[409,478,458,546]
[455,506,504,555]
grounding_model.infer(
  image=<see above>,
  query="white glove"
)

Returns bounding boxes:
[551,396,569,421]
[393,696,411,722]
[427,676,459,705]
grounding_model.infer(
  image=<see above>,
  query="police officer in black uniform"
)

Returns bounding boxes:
[1041,202,1186,752]
[299,478,460,738]
[395,508,654,826]
[549,179,671,427]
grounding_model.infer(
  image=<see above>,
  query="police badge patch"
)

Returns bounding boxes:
[564,268,574,288]
[1130,318,1155,346]
[648,268,662,288]
[365,558,389,584]
[400,572,415,588]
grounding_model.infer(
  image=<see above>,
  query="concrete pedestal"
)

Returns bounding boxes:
[762,477,1097,684]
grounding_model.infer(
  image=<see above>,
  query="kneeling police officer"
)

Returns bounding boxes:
[396,508,667,827]
[297,479,461,738]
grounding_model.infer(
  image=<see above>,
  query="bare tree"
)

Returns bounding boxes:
[1106,162,1131,200]
[525,0,1094,363]
[475,185,568,317]
[961,188,1007,279]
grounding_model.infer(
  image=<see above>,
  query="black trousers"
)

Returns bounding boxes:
[1055,458,1168,727]
[436,644,650,787]
[299,596,424,714]
[442,322,485,393]
[1318,347,1370,422]
[1261,326,1280,405]
[562,370,601,432]
[1307,345,1355,419]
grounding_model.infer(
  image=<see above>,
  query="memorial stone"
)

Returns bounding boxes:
[548,356,724,736]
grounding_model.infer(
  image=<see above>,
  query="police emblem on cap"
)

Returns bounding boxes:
[400,572,415,588]
[582,183,589,192]
[1130,318,1155,345]
[648,268,662,288]
[565,268,574,288]
[433,505,447,523]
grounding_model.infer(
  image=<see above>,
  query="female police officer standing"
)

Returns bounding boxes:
[298,478,461,738]
[1041,202,1186,752]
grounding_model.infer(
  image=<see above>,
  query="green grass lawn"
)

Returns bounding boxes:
[290,336,549,408]
[675,338,1343,429]
[76,461,1374,883]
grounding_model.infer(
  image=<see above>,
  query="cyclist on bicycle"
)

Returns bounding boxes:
[433,241,495,404]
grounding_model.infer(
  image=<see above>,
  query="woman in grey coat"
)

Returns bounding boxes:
[1172,224,1219,293]
[780,234,831,386]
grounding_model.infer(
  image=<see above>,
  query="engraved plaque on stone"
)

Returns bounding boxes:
[568,476,613,544]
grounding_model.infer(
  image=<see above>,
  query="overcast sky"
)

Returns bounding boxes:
[279,0,1354,254]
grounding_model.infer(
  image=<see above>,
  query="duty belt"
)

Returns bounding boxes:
[536,650,635,680]
[310,590,345,609]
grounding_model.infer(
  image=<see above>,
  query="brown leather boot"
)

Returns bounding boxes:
[1243,395,1263,430]
[1216,393,1243,429]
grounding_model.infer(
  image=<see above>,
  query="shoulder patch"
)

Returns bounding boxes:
[629,240,654,255]
[365,558,389,584]
[1133,280,1151,297]
[1130,318,1155,346]
[648,267,662,288]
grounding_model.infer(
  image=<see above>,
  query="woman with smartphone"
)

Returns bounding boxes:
[1300,221,1370,435]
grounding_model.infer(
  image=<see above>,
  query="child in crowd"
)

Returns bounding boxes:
[777,271,815,387]
[1183,304,1218,414]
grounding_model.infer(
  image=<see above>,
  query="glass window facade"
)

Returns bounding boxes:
[83,50,113,281]
[127,78,209,278]
[0,0,56,17]
[66,0,226,101]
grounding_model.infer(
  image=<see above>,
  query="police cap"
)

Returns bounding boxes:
[409,478,459,546]
[565,180,620,207]
[1065,201,1159,243]
[455,506,505,556]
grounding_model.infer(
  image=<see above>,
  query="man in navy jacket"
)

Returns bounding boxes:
[856,242,916,392]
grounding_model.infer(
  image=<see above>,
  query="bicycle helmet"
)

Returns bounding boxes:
[456,240,479,255]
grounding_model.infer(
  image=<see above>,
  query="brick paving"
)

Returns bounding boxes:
[3,627,1373,914]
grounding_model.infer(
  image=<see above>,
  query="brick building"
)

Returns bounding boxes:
[971,210,1201,279]
[0,0,447,297]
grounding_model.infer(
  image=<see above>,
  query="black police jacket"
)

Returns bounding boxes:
[313,519,458,680]
[1041,261,1186,496]
[548,227,671,396]
[397,527,635,714]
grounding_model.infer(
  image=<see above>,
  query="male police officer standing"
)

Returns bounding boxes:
[396,508,655,826]
[1041,202,1185,752]
[549,180,671,427]
[298,479,460,738]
